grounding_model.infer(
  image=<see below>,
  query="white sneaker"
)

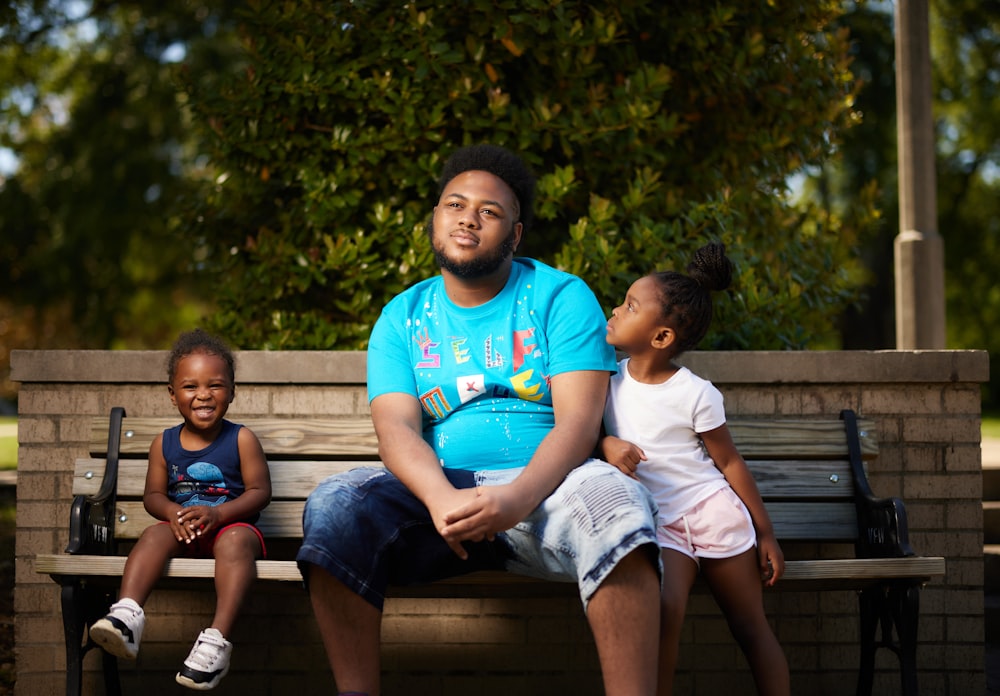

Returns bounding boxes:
[90,599,145,659]
[175,628,232,690]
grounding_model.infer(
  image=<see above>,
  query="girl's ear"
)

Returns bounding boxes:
[651,327,675,350]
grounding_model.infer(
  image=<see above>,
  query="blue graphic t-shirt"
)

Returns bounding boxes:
[161,420,254,520]
[367,258,616,471]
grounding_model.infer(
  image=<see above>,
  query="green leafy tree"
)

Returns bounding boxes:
[0,1,243,399]
[184,0,873,350]
[799,3,898,349]
[804,2,1000,407]
[0,0,250,397]
[932,0,1000,407]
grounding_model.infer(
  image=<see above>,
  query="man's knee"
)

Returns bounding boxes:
[564,464,657,533]
[302,469,381,537]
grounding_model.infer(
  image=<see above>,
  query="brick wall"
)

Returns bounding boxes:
[11,349,989,695]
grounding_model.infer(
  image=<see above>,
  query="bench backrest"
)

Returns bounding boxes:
[71,412,878,544]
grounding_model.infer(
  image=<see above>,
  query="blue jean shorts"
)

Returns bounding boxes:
[296,459,660,612]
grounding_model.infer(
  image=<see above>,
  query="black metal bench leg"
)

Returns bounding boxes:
[59,583,85,696]
[892,583,921,696]
[101,650,122,696]
[856,588,878,696]
[57,578,122,696]
[856,582,922,696]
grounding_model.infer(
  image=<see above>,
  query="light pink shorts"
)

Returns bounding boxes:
[657,487,756,564]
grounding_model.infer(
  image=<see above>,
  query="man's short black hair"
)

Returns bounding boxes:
[437,144,536,233]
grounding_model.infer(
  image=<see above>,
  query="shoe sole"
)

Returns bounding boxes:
[175,665,229,691]
[90,621,139,660]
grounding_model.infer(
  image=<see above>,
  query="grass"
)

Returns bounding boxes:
[0,418,14,472]
[984,414,1000,440]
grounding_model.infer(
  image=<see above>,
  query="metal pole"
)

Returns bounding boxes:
[894,0,946,349]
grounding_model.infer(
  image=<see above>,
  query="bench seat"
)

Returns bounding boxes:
[35,407,945,696]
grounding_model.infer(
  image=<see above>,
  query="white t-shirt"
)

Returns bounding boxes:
[603,358,729,525]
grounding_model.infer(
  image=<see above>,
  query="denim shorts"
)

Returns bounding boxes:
[296,459,660,612]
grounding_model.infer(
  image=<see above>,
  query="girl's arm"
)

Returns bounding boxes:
[701,423,785,586]
[597,434,645,479]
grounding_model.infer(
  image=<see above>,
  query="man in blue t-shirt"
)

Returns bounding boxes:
[297,144,661,696]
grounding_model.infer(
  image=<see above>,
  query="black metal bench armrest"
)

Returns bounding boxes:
[64,407,126,556]
[841,409,916,559]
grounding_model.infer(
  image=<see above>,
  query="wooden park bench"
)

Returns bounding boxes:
[35,407,945,696]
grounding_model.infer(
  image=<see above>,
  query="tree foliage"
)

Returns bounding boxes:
[183,0,871,350]
[932,0,1000,407]
[801,2,1000,407]
[0,1,242,353]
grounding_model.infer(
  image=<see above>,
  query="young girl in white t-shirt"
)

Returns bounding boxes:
[600,243,789,696]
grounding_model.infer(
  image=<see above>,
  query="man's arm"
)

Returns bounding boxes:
[441,369,610,542]
[370,391,474,557]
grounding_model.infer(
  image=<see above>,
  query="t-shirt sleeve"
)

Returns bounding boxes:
[366,300,418,404]
[692,381,727,434]
[543,275,617,377]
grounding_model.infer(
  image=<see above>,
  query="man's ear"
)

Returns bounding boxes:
[512,221,524,252]
[651,327,675,350]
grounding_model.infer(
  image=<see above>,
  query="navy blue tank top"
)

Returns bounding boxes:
[162,420,256,522]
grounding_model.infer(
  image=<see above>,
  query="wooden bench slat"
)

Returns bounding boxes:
[34,553,944,588]
[92,416,878,460]
[73,458,860,501]
[109,499,859,541]
[727,419,878,459]
[95,417,381,457]
[779,557,945,582]
[72,459,374,498]
[34,554,567,590]
[36,554,303,582]
[114,501,308,538]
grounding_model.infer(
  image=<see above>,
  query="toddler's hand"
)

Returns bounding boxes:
[176,505,222,541]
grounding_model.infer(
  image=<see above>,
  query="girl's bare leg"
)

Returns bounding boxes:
[657,549,699,696]
[701,549,789,696]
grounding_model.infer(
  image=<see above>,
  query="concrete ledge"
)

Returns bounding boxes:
[11,349,989,385]
[11,349,368,384]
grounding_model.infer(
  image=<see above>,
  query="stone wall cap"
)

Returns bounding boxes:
[11,349,989,385]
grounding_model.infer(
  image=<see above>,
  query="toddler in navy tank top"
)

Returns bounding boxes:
[90,329,271,690]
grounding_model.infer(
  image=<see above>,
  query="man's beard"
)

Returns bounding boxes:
[428,218,517,280]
